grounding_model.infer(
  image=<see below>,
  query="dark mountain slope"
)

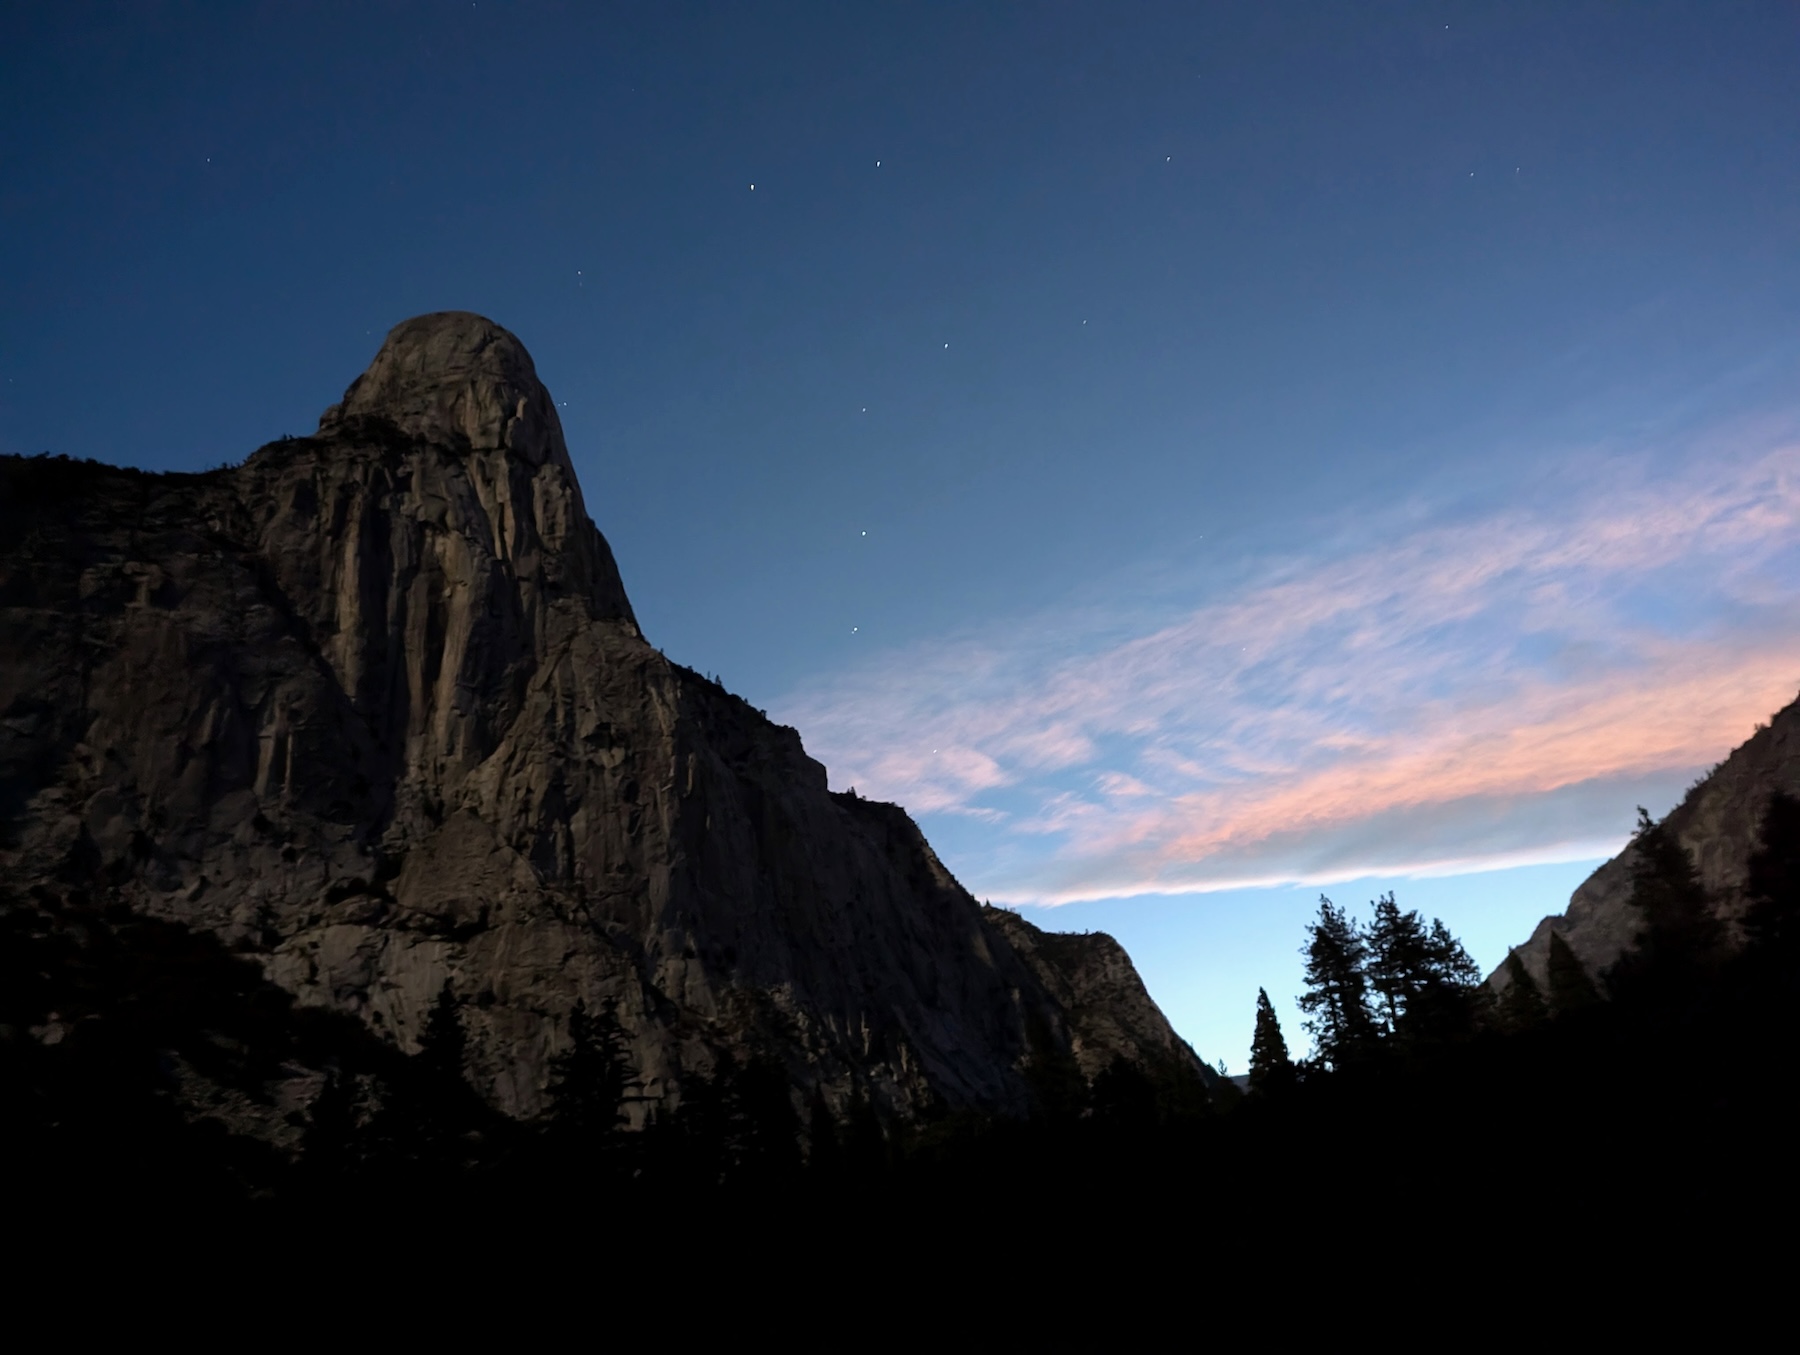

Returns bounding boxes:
[1494,688,1800,995]
[0,312,1206,1149]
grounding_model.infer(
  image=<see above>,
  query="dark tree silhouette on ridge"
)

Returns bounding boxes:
[1611,806,1721,1002]
[1744,790,1800,966]
[1546,931,1600,1016]
[1497,952,1548,1031]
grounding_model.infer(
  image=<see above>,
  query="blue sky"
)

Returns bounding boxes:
[5,2,1798,1067]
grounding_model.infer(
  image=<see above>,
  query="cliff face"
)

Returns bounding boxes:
[1494,690,1800,994]
[982,906,1214,1085]
[0,312,1205,1128]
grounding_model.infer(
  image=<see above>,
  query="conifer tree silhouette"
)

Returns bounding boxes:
[662,1051,803,1187]
[1023,1012,1088,1122]
[1744,790,1800,966]
[1613,806,1721,1001]
[1363,894,1484,1045]
[548,998,638,1144]
[416,979,467,1087]
[1407,916,1486,1042]
[1297,896,1378,1068]
[359,979,479,1173]
[1546,931,1600,1016]
[1366,892,1432,1035]
[1247,987,1295,1091]
[1497,952,1548,1031]
[302,1064,361,1175]
[1091,1055,1160,1127]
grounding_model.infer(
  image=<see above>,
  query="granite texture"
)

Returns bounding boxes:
[0,312,1208,1130]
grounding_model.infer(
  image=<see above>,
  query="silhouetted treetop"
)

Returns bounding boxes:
[1298,896,1378,1069]
[1248,987,1295,1092]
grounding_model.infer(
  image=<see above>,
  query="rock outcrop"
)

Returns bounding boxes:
[1493,689,1800,995]
[982,906,1209,1083]
[0,312,1207,1132]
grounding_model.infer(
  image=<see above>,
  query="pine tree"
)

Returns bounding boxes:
[1247,987,1295,1092]
[1497,952,1548,1031]
[1297,896,1378,1068]
[1091,1056,1160,1128]
[416,979,467,1087]
[1023,1012,1088,1122]
[1366,892,1434,1036]
[1744,790,1800,963]
[1358,893,1487,1048]
[548,998,638,1144]
[1546,931,1600,1016]
[1425,918,1483,989]
[302,1064,361,1175]
[662,1051,803,1186]
[1406,916,1487,1042]
[1613,806,1721,1001]
[669,1053,735,1186]
[372,978,480,1170]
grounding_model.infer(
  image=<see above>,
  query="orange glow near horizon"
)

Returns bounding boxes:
[778,442,1800,903]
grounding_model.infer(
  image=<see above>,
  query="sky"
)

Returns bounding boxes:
[4,2,1799,1069]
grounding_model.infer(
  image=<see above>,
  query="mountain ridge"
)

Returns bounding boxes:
[0,312,1208,1145]
[1492,688,1800,996]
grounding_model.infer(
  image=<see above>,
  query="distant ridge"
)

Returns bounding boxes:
[1492,688,1800,996]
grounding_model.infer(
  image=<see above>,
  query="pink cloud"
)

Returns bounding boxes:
[775,442,1800,902]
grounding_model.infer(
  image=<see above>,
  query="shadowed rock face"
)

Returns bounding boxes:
[1492,690,1800,996]
[0,312,1207,1126]
[982,905,1208,1082]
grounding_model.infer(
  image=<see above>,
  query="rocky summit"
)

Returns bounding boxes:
[0,312,1207,1145]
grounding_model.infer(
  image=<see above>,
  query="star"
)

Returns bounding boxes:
[749,183,755,191]
[876,160,881,167]
[943,343,949,349]
[851,627,859,633]
[860,531,867,537]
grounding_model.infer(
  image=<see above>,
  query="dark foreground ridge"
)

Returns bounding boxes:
[0,313,1212,1203]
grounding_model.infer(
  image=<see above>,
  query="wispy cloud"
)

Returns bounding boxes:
[775,438,1800,903]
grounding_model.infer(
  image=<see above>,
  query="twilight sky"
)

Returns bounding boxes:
[5,2,1798,1068]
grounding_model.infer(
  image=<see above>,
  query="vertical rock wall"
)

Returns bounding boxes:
[0,313,1208,1125]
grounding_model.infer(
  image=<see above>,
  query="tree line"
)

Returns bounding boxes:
[8,787,1794,1226]
[1245,788,1800,1094]
[1245,890,1486,1091]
